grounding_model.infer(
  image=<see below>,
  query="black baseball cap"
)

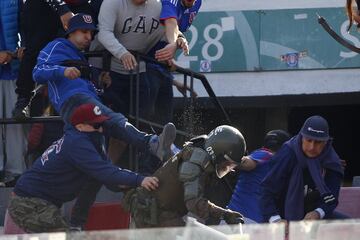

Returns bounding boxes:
[300,115,330,141]
[263,129,291,152]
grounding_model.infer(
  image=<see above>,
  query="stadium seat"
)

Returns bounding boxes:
[84,202,130,230]
[3,210,26,234]
[335,187,360,218]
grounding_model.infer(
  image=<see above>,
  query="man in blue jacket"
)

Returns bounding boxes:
[228,129,290,223]
[260,116,345,226]
[7,103,159,233]
[32,13,176,162]
[155,0,202,61]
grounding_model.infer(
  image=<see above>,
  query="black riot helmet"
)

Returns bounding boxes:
[204,125,246,178]
[263,129,291,152]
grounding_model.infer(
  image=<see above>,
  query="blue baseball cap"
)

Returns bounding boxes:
[65,13,96,36]
[300,115,330,141]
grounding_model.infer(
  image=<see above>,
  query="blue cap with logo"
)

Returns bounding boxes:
[65,13,96,36]
[300,115,330,141]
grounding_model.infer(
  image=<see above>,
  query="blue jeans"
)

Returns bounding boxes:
[60,93,151,150]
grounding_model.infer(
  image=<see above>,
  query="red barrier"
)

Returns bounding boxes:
[335,187,360,218]
[84,203,130,230]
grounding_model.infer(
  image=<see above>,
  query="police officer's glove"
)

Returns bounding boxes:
[205,216,221,225]
[223,209,244,224]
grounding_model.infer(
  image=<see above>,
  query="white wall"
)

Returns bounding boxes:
[173,0,359,98]
[173,68,360,97]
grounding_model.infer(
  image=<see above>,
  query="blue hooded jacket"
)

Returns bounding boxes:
[33,38,98,112]
[0,0,20,79]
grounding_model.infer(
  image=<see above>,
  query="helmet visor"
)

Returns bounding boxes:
[215,154,238,178]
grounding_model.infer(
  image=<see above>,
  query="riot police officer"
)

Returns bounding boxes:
[123,125,246,228]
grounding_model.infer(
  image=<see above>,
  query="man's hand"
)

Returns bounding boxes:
[60,12,75,30]
[16,47,25,61]
[99,71,111,88]
[155,43,177,62]
[303,211,320,220]
[223,209,244,224]
[141,176,159,191]
[0,51,13,64]
[120,52,137,71]
[64,67,81,79]
[176,37,189,55]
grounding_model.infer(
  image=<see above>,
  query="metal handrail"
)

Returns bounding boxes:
[139,54,232,125]
[1,51,231,127]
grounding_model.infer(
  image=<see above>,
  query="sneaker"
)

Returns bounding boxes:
[12,97,30,119]
[150,123,176,161]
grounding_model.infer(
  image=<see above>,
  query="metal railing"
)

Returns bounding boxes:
[1,51,231,169]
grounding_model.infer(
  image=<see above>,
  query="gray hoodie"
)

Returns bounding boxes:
[90,0,165,74]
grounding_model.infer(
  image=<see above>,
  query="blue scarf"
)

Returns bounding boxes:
[284,135,343,220]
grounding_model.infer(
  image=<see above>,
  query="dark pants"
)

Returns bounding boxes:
[147,67,174,125]
[103,71,151,119]
[15,0,93,99]
[8,194,68,233]
[70,179,102,228]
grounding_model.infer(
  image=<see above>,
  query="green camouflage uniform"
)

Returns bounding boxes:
[123,141,236,228]
[8,194,68,233]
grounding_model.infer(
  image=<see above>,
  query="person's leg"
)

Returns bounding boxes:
[13,0,61,118]
[105,71,151,119]
[60,94,149,149]
[4,80,27,176]
[108,137,128,167]
[70,179,103,230]
[155,70,174,124]
[147,67,174,125]
[8,194,68,233]
[60,94,176,160]
[147,67,162,120]
[0,81,5,180]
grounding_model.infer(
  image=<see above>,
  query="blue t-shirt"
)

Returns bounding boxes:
[160,0,202,32]
[227,148,273,223]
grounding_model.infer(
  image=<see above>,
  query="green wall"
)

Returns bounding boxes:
[178,7,360,72]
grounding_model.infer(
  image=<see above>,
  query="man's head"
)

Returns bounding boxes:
[70,103,110,132]
[182,0,196,8]
[263,129,291,152]
[300,115,329,158]
[66,13,96,50]
[204,125,246,178]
